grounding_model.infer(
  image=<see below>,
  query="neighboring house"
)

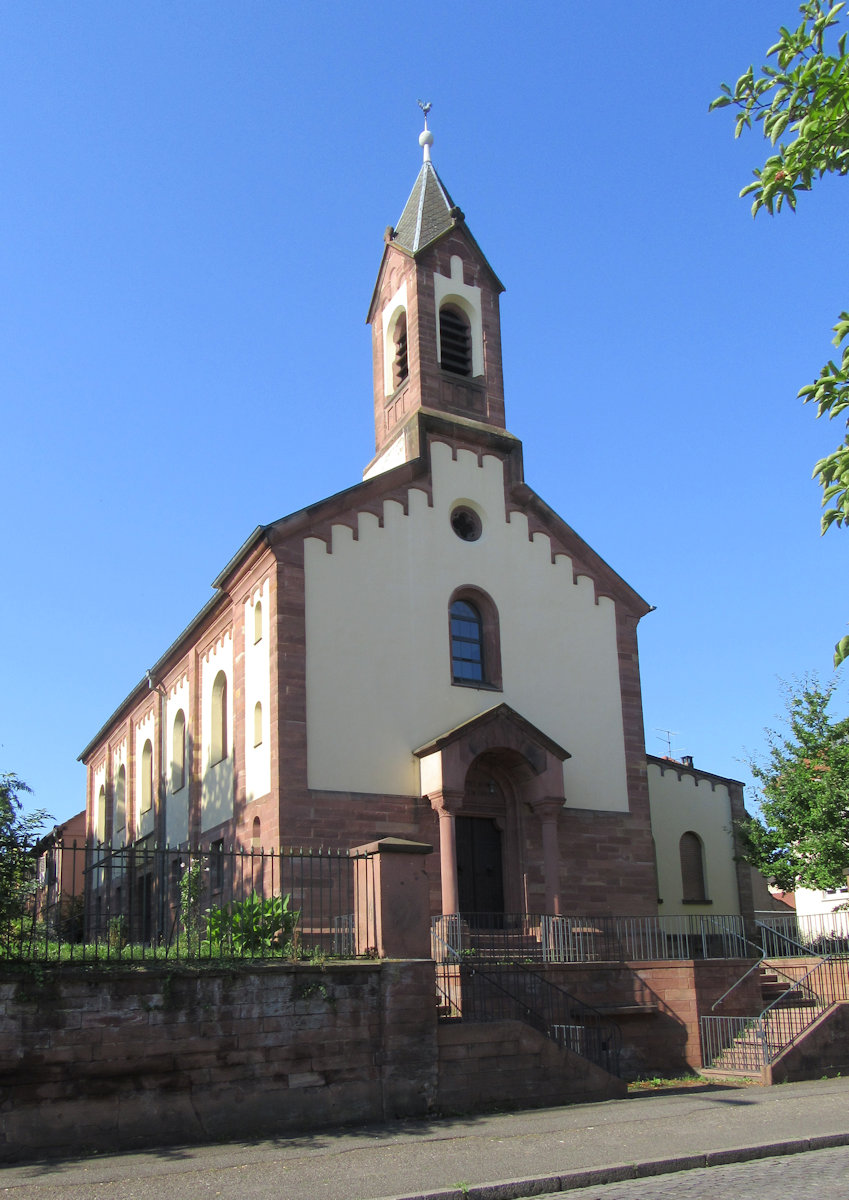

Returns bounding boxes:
[792,880,849,947]
[78,123,754,927]
[33,810,86,934]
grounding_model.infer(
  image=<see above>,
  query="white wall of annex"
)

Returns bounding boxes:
[165,676,190,847]
[201,633,233,833]
[647,762,740,915]
[305,442,629,810]
[244,579,271,803]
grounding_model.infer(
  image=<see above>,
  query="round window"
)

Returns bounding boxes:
[450,506,482,542]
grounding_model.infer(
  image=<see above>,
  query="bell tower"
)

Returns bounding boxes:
[365,111,507,478]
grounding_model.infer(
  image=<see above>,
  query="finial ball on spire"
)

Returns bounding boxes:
[418,129,434,148]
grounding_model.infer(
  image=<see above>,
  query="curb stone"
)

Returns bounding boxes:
[377,1131,849,1200]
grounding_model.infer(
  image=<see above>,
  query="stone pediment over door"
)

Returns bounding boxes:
[414,703,570,803]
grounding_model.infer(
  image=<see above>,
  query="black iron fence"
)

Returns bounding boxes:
[3,842,377,963]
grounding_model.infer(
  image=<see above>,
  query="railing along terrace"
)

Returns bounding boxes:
[2,842,376,964]
[756,912,849,958]
[431,912,748,963]
[431,922,621,1075]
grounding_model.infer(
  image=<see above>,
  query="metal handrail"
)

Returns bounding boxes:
[711,923,826,1011]
[755,918,829,960]
[432,931,621,1074]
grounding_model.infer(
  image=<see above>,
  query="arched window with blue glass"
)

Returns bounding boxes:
[448,588,502,689]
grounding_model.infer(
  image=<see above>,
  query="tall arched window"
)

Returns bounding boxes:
[252,816,261,851]
[450,599,484,682]
[97,785,107,842]
[211,671,228,765]
[680,831,708,903]
[254,600,263,644]
[439,303,472,376]
[392,311,408,389]
[141,739,153,812]
[253,701,263,747]
[172,709,186,793]
[448,588,502,689]
[114,766,126,837]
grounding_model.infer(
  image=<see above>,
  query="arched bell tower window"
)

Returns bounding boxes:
[448,587,503,690]
[439,303,472,377]
[392,311,408,390]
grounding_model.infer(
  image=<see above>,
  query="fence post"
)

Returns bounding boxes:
[350,838,433,958]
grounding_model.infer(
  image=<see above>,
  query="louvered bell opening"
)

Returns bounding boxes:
[439,305,472,377]
[393,315,409,390]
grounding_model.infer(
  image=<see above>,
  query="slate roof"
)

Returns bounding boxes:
[393,160,460,254]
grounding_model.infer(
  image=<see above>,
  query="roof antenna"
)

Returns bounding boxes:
[417,100,434,162]
[655,728,680,758]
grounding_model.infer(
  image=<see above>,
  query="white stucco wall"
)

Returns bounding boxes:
[134,709,156,840]
[165,676,190,847]
[201,633,234,833]
[647,762,740,915]
[794,884,849,919]
[305,442,629,809]
[244,580,271,803]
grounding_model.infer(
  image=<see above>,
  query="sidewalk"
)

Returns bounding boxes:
[1,1078,849,1200]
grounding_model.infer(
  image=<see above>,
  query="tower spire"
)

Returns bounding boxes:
[417,100,433,163]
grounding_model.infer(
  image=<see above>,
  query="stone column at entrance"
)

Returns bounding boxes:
[531,797,565,916]
[428,789,464,915]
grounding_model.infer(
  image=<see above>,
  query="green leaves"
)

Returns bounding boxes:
[204,891,299,957]
[742,682,849,889]
[712,2,849,665]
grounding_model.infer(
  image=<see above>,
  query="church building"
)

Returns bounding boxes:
[79,119,754,927]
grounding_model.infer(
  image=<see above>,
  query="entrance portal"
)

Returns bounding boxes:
[456,815,504,918]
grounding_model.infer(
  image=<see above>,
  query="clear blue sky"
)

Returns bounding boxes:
[3,1,847,826]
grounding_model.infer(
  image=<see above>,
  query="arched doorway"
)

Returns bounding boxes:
[456,754,519,920]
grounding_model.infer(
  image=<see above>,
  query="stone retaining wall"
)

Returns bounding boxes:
[0,959,625,1162]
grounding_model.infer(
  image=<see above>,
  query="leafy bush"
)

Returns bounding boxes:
[203,891,299,957]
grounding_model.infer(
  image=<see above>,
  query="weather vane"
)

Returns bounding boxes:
[417,100,432,128]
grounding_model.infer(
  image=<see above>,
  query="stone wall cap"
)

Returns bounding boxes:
[352,837,434,856]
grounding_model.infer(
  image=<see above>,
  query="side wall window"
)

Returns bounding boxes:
[114,766,126,838]
[172,709,186,793]
[680,831,708,903]
[448,587,502,689]
[211,671,228,765]
[254,600,263,644]
[141,740,153,812]
[97,785,107,843]
[253,701,263,747]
